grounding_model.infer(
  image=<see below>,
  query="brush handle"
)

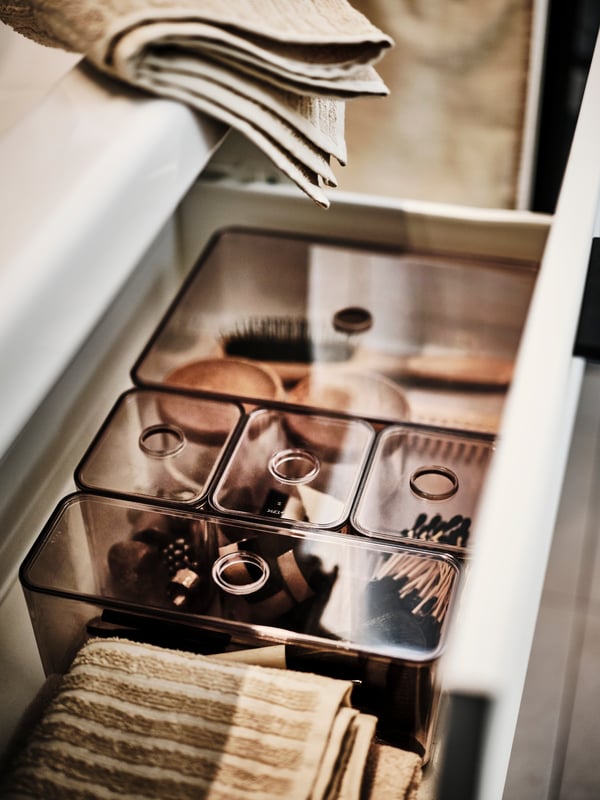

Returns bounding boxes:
[212,338,512,389]
[350,348,514,388]
[264,349,513,389]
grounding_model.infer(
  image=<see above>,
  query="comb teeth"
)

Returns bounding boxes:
[406,431,490,464]
[220,316,354,363]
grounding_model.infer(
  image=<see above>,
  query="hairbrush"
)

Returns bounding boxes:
[220,316,355,364]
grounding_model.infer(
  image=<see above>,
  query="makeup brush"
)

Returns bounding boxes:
[360,553,458,650]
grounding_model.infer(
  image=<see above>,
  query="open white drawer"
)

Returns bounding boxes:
[1,19,600,800]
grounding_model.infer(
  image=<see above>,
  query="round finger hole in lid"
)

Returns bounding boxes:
[212,551,270,595]
[409,465,459,501]
[139,424,186,458]
[268,448,320,485]
[332,306,373,334]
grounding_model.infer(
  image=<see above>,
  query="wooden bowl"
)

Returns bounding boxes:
[163,357,284,402]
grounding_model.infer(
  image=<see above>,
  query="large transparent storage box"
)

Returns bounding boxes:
[131,227,537,435]
[20,493,461,758]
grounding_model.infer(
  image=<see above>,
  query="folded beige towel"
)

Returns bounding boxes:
[361,744,423,800]
[0,638,421,800]
[1,0,392,206]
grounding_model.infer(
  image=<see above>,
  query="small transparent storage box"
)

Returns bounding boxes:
[352,425,494,552]
[131,227,537,434]
[19,493,461,758]
[209,407,374,529]
[75,389,242,506]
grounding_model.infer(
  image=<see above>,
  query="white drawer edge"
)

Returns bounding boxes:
[439,29,600,800]
[184,176,551,266]
[0,64,226,460]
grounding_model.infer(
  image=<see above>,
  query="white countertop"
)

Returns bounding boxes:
[0,41,226,459]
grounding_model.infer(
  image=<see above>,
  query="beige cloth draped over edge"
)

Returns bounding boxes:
[1,0,393,206]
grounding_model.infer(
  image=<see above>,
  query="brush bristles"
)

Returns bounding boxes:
[221,316,354,363]
[373,553,456,622]
[406,432,490,464]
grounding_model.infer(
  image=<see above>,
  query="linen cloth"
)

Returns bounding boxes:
[342,0,534,208]
[0,0,392,206]
[0,637,422,799]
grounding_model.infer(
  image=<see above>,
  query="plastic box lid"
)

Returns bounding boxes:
[75,389,242,506]
[352,424,494,552]
[209,407,374,529]
[20,493,461,665]
[131,227,535,434]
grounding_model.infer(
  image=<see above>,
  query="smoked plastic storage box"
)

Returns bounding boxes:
[352,424,495,553]
[74,388,242,507]
[209,406,374,529]
[19,492,461,758]
[131,227,537,435]
[15,222,540,783]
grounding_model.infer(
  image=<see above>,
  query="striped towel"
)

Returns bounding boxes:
[0,638,421,799]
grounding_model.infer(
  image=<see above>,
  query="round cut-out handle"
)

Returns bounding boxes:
[139,424,186,458]
[332,306,373,335]
[409,464,459,501]
[268,448,320,485]
[212,551,270,595]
